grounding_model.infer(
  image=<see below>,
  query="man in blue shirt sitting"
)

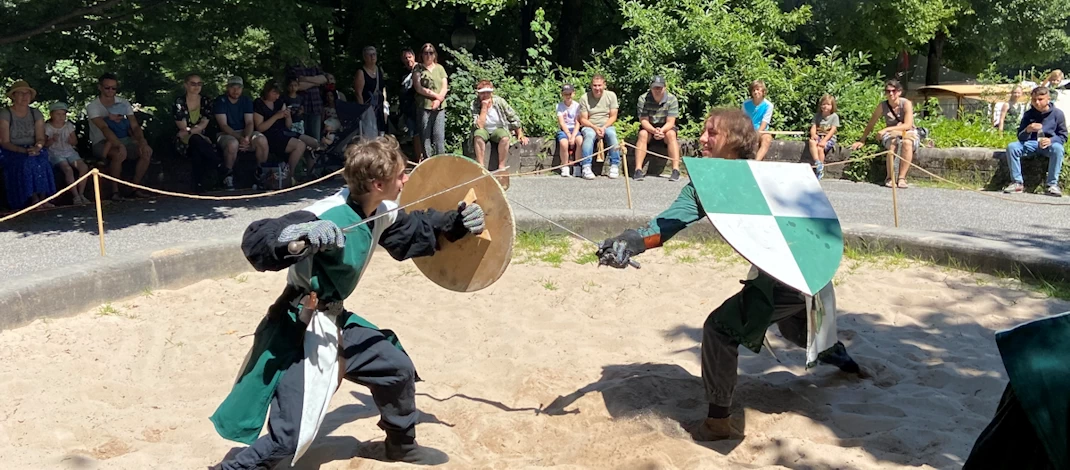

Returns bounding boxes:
[1004,86,1066,197]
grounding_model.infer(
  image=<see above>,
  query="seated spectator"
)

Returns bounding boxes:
[322,90,341,147]
[254,81,308,186]
[578,74,621,180]
[470,79,527,173]
[742,80,774,161]
[632,75,681,182]
[807,94,840,180]
[325,73,347,102]
[0,80,56,210]
[1002,86,1066,197]
[286,60,328,141]
[45,102,88,204]
[850,79,918,189]
[555,83,582,177]
[87,73,153,199]
[214,76,268,190]
[1041,70,1064,105]
[173,73,221,193]
[281,78,320,151]
[993,85,1027,132]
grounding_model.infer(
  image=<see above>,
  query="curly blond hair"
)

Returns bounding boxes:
[342,135,407,196]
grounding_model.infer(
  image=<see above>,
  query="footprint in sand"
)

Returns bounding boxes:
[835,403,907,418]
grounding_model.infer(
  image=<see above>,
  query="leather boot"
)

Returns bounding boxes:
[688,415,745,442]
[384,438,450,465]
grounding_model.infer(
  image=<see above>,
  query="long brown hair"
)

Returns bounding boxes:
[706,108,758,160]
[420,43,438,65]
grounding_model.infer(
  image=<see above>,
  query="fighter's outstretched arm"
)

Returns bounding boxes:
[379,202,485,261]
[597,183,707,268]
[242,211,323,271]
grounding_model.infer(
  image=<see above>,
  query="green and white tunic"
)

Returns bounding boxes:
[210,187,469,463]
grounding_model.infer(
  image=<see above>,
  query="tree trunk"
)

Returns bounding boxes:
[313,24,333,72]
[556,0,582,68]
[925,31,946,86]
[521,1,537,64]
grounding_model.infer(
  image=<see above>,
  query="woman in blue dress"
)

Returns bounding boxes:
[0,80,56,210]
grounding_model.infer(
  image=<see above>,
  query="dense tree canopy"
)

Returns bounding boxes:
[0,0,1066,153]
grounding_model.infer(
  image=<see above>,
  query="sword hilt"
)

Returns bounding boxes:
[288,240,307,255]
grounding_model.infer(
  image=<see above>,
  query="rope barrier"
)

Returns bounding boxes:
[890,153,1069,206]
[95,168,344,201]
[0,169,95,223]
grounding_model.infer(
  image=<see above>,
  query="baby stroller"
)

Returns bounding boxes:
[307,100,371,177]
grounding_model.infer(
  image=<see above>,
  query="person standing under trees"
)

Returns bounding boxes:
[412,43,449,158]
[398,48,423,162]
[173,73,221,193]
[851,79,918,189]
[354,46,387,141]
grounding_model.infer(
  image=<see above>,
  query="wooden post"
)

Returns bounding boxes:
[620,142,633,209]
[92,169,106,256]
[891,139,901,228]
[596,140,605,163]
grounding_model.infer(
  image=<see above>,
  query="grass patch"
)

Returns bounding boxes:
[675,254,698,264]
[96,303,119,316]
[515,230,585,267]
[662,240,694,256]
[582,280,599,293]
[233,274,249,284]
[141,288,154,298]
[539,279,559,291]
[574,251,599,265]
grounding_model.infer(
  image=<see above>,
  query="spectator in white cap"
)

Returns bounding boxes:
[45,102,89,204]
[470,79,527,179]
[214,75,268,190]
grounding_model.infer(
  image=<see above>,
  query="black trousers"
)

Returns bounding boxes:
[963,384,1053,470]
[220,322,418,469]
[187,134,221,192]
[701,283,809,407]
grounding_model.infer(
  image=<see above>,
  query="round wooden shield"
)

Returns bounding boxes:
[399,154,515,292]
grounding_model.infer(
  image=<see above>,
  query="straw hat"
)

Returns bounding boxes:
[7,80,37,101]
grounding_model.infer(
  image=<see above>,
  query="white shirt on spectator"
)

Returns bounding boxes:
[86,97,134,144]
[484,106,503,132]
[45,121,78,159]
[556,101,579,131]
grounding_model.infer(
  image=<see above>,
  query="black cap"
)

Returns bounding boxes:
[650,75,666,88]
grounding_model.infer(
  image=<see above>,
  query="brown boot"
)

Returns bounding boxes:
[688,415,745,442]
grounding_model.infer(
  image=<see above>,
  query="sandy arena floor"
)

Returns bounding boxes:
[1,241,1067,470]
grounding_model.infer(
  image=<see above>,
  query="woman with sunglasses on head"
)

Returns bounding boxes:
[851,79,917,189]
[173,73,220,193]
[412,43,449,157]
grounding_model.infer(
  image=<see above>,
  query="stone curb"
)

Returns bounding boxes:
[2,214,1066,330]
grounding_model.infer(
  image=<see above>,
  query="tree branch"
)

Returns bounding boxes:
[0,0,171,46]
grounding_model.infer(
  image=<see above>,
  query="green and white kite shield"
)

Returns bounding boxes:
[684,157,843,296]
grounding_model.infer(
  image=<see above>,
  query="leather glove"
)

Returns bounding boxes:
[457,201,485,235]
[596,229,645,269]
[277,220,345,254]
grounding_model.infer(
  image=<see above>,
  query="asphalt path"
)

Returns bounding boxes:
[2,174,1068,277]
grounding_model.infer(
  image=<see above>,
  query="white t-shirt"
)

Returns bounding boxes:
[484,106,503,131]
[556,101,579,131]
[86,96,134,144]
[45,121,78,158]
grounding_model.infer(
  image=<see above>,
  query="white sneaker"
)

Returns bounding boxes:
[582,165,595,180]
[608,165,620,179]
[561,166,571,177]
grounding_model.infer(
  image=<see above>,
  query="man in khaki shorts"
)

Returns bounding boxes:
[214,76,268,190]
[87,73,154,199]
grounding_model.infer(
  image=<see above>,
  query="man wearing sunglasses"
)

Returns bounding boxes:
[87,73,154,199]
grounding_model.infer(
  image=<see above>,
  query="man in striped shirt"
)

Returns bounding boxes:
[632,76,681,181]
